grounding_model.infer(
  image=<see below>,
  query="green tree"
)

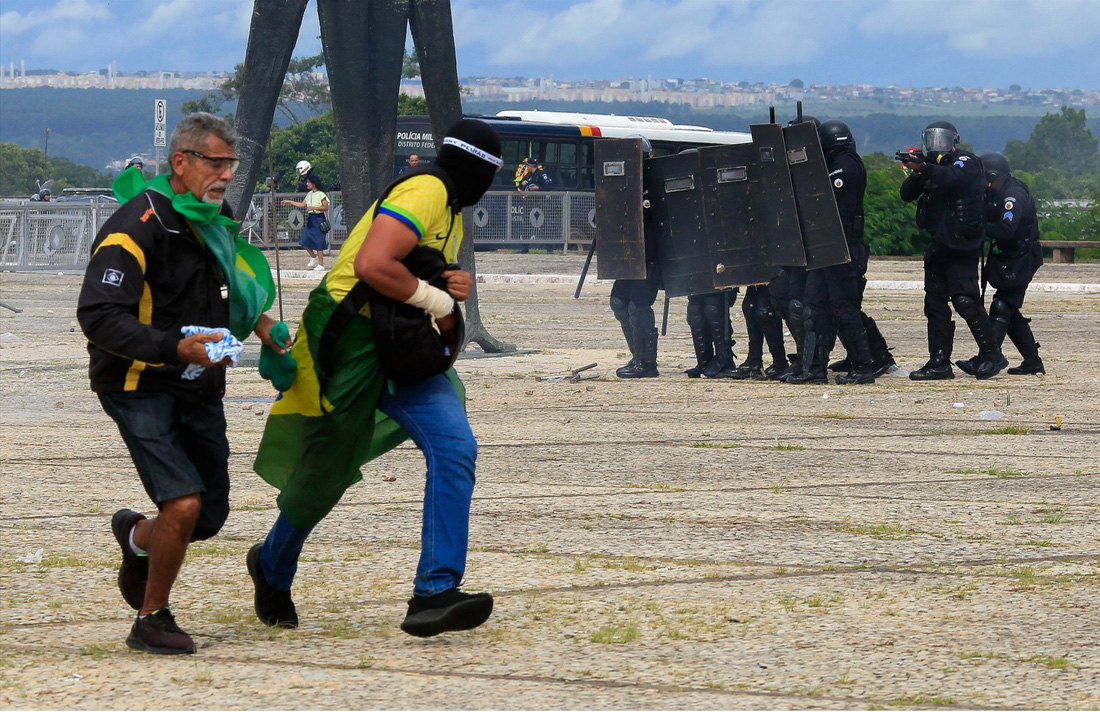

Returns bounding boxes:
[179,92,226,116]
[261,94,429,192]
[862,152,925,255]
[0,142,109,195]
[402,49,420,79]
[1004,106,1098,180]
[221,53,330,125]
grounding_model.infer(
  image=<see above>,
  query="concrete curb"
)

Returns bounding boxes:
[468,273,1100,293]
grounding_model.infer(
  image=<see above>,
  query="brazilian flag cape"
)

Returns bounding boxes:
[251,272,464,530]
[111,171,276,340]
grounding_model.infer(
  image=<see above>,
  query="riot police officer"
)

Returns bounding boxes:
[901,121,1006,380]
[956,153,1045,375]
[794,119,894,385]
[727,284,788,380]
[773,116,819,382]
[611,137,662,378]
[685,289,738,378]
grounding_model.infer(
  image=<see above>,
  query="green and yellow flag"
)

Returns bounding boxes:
[251,280,464,529]
[111,172,275,340]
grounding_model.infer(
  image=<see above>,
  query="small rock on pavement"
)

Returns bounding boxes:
[382,475,397,482]
[54,401,64,408]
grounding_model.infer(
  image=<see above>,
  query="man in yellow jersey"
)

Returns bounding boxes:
[249,119,503,638]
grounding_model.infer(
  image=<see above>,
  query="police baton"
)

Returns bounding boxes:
[574,237,597,299]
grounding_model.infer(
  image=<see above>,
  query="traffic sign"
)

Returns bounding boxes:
[154,99,167,147]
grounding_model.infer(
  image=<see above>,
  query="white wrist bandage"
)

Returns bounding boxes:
[404,278,455,319]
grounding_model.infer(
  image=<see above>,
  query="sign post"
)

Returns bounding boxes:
[154,98,167,175]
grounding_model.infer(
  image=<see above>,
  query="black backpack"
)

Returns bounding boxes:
[318,167,465,385]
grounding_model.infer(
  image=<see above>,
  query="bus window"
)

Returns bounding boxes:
[497,139,530,189]
[578,141,595,190]
[532,139,581,189]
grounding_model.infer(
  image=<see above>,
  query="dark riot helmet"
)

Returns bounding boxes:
[434,119,503,208]
[981,152,1011,182]
[921,120,960,154]
[787,115,820,129]
[623,133,653,156]
[818,120,855,153]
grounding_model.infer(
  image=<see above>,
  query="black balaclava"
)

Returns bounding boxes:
[434,119,503,207]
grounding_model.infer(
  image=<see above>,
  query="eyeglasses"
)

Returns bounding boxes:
[179,149,240,173]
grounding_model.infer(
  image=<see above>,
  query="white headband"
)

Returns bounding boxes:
[442,136,503,167]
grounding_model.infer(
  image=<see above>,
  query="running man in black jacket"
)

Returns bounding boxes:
[78,112,286,655]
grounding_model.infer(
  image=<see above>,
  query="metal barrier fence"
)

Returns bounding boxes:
[0,190,596,270]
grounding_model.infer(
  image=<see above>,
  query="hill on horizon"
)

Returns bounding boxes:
[3,88,1099,171]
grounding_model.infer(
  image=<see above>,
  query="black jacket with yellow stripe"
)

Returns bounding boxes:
[77,188,231,402]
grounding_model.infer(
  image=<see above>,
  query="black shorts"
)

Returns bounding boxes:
[98,392,230,538]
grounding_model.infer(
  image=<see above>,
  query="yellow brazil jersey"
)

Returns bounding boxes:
[325,174,461,303]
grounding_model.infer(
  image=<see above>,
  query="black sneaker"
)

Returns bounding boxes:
[246,543,298,629]
[126,608,195,655]
[111,509,148,611]
[400,588,493,638]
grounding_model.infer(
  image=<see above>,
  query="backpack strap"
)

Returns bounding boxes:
[316,167,459,386]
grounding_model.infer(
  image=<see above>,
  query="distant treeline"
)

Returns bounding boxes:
[4,88,1100,171]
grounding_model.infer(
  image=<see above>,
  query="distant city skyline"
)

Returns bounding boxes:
[1,0,1099,91]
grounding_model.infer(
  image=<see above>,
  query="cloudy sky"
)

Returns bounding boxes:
[1,0,1098,90]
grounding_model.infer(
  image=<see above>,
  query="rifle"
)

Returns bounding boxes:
[894,148,926,164]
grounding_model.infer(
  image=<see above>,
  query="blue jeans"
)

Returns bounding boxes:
[261,372,477,597]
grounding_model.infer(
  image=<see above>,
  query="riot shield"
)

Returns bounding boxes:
[782,120,850,270]
[646,150,717,298]
[748,124,807,268]
[594,138,646,280]
[697,143,775,288]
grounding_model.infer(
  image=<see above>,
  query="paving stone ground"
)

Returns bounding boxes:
[1,254,1098,710]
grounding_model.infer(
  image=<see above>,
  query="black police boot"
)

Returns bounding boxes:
[770,353,799,380]
[703,313,736,378]
[1006,316,1045,375]
[684,318,713,378]
[835,327,876,385]
[613,316,637,378]
[762,312,789,373]
[1008,353,1046,375]
[910,350,954,380]
[763,362,787,380]
[910,321,955,381]
[784,330,827,384]
[957,309,1006,375]
[863,315,895,376]
[954,355,981,376]
[730,314,765,380]
[828,356,851,373]
[619,328,659,378]
[968,318,1008,380]
[727,359,763,380]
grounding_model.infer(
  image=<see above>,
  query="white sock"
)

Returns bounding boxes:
[129,527,147,556]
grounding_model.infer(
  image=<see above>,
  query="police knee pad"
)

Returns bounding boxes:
[989,297,1015,322]
[950,294,982,319]
[609,295,629,321]
[800,304,816,332]
[686,300,706,329]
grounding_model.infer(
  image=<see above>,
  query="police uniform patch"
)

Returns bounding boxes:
[1003,211,1014,221]
[1004,200,1015,211]
[642,199,651,209]
[834,178,844,188]
[102,268,124,287]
